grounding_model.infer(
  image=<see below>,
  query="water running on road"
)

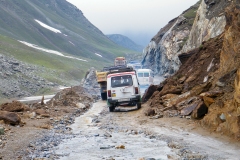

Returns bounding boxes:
[55,101,174,160]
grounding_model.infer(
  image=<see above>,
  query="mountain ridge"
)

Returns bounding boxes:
[107,34,144,52]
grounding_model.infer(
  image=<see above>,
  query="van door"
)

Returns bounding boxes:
[111,75,134,99]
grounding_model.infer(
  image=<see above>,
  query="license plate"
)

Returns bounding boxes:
[112,93,116,97]
[118,98,130,102]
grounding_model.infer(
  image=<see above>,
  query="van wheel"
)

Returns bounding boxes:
[137,102,141,109]
[101,93,107,100]
[109,105,115,112]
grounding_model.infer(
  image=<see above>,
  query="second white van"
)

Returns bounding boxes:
[137,69,154,86]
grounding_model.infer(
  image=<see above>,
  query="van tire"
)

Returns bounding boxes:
[109,105,115,112]
[101,93,107,100]
[137,102,141,109]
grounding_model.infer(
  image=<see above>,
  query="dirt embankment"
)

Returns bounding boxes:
[0,86,96,159]
[143,3,240,140]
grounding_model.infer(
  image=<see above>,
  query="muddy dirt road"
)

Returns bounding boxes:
[54,101,240,160]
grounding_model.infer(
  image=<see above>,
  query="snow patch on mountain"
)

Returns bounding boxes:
[95,53,102,57]
[35,19,61,34]
[19,41,87,62]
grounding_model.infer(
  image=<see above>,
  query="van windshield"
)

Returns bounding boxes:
[111,75,133,88]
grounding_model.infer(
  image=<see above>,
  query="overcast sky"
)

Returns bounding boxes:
[66,0,199,46]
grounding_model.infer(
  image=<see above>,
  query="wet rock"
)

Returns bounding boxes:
[0,111,21,125]
[191,101,208,119]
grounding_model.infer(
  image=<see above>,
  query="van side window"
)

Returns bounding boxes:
[111,75,133,88]
[138,73,143,77]
[144,72,149,77]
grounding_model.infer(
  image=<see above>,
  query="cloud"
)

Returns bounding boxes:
[67,0,199,46]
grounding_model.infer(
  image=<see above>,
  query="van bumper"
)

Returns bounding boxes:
[107,95,141,105]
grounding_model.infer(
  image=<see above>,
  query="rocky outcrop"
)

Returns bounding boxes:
[182,0,228,53]
[142,0,231,76]
[142,2,200,76]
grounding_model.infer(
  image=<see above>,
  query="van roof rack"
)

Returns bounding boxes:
[102,65,125,71]
[106,66,134,74]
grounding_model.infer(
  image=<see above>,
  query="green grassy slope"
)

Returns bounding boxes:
[0,34,110,85]
[0,0,139,64]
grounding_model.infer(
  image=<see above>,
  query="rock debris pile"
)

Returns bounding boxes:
[0,85,97,159]
[143,4,240,139]
[0,54,57,98]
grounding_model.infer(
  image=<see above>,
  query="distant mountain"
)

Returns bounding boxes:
[0,0,138,62]
[107,34,144,52]
[0,0,139,100]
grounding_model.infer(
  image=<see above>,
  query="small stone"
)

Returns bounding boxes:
[100,145,114,149]
[94,134,99,137]
[219,113,226,121]
[115,145,125,149]
[29,112,36,119]
[76,103,86,109]
[104,132,112,137]
[0,127,4,135]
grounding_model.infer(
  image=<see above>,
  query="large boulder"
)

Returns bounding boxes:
[0,111,21,125]
[142,85,158,102]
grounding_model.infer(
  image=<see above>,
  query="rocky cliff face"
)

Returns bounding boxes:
[142,0,231,76]
[143,1,240,139]
[182,0,228,53]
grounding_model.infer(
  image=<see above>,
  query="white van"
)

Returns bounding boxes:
[137,69,154,86]
[107,67,141,112]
